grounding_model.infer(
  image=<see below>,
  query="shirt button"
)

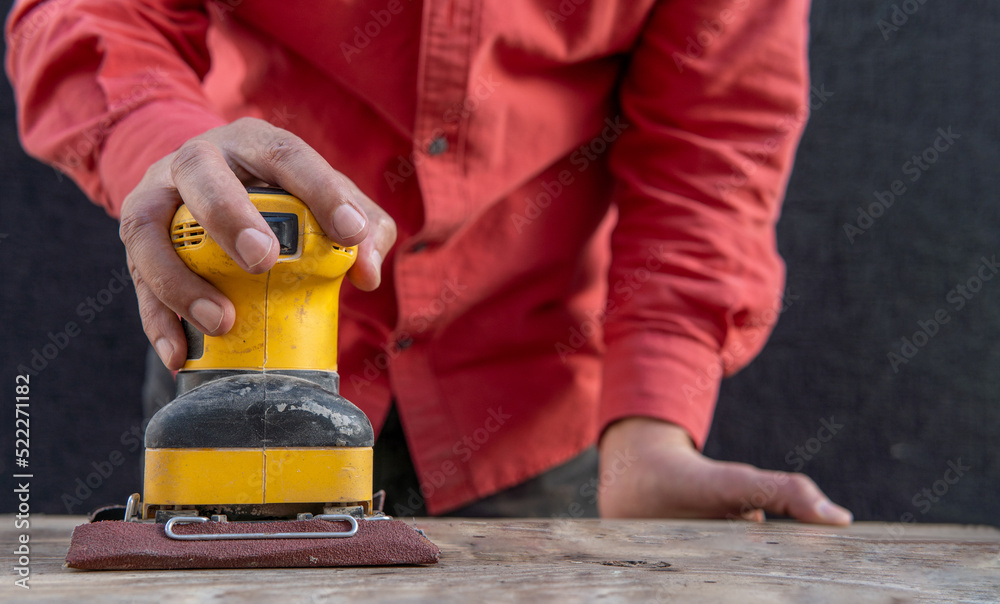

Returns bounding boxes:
[395,335,414,350]
[427,136,448,156]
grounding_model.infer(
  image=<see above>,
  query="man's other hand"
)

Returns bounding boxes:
[597,417,853,525]
[119,118,397,370]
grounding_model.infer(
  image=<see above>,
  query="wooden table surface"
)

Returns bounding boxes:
[2,515,998,603]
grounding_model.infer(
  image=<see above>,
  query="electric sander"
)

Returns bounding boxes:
[65,187,439,570]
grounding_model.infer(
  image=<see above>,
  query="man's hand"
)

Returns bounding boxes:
[119,117,397,370]
[597,417,853,524]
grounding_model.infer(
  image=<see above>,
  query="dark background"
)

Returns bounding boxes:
[1,1,997,525]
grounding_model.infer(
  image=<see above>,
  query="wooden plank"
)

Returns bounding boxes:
[2,515,998,602]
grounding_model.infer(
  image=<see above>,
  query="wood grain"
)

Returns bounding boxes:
[2,515,997,603]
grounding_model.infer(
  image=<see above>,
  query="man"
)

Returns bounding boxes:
[6,0,851,523]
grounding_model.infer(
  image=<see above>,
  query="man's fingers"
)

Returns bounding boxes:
[130,262,187,370]
[721,464,853,526]
[220,119,398,289]
[118,117,397,383]
[348,208,397,291]
[767,471,853,525]
[170,139,280,274]
[119,189,236,339]
[222,119,373,247]
[597,418,852,524]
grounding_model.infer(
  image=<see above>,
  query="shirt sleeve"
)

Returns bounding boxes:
[5,0,227,217]
[600,0,811,448]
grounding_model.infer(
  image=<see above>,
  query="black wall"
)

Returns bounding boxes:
[706,1,1000,526]
[1,0,997,525]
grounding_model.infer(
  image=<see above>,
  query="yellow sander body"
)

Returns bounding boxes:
[143,188,373,521]
[66,187,440,570]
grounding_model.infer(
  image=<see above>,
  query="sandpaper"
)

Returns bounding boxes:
[65,517,440,570]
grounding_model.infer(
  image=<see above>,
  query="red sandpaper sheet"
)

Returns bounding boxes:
[65,518,440,570]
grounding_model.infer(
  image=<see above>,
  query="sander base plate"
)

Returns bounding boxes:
[65,517,440,570]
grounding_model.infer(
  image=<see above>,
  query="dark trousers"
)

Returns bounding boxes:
[143,347,598,518]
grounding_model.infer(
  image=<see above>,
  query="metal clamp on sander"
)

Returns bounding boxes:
[65,188,439,570]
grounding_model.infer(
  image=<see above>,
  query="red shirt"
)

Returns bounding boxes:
[6,0,810,513]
